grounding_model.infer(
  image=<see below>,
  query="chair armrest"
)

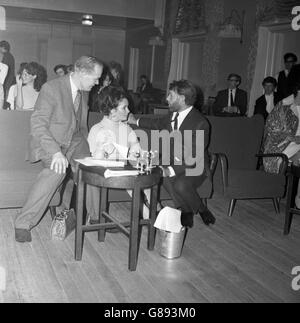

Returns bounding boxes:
[256,153,289,174]
[215,153,228,194]
[209,153,218,175]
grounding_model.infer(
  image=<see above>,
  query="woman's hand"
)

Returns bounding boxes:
[102,143,116,158]
[128,146,141,160]
[16,74,23,87]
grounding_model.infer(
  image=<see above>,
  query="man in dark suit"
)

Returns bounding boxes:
[14,56,103,243]
[0,40,15,103]
[212,73,248,117]
[128,80,215,227]
[277,53,298,101]
[254,76,281,122]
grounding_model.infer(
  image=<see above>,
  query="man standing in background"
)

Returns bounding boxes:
[0,40,15,103]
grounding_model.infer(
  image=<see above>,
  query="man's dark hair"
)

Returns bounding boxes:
[98,86,126,115]
[262,76,277,87]
[227,73,242,85]
[0,40,10,52]
[169,80,197,106]
[53,64,67,74]
[284,53,298,63]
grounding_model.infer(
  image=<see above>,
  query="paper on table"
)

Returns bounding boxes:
[75,157,125,168]
[104,169,139,178]
[154,207,183,233]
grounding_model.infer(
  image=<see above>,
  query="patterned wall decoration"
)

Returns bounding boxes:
[163,0,224,99]
[174,0,206,35]
[200,0,224,99]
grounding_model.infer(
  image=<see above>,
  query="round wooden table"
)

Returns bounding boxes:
[75,164,162,271]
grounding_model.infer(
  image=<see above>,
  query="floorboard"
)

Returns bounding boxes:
[0,194,299,303]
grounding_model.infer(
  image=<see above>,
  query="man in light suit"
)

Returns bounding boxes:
[15,56,103,243]
[212,73,248,117]
[128,80,215,227]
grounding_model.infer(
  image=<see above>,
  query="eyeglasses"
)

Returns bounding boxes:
[286,60,295,63]
[229,79,239,82]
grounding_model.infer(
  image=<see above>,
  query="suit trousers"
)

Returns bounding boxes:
[14,159,74,230]
[163,172,207,214]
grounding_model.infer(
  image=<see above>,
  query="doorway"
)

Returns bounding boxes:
[249,22,300,116]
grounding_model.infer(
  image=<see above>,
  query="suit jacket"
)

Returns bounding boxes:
[138,108,210,178]
[212,88,248,117]
[29,75,89,163]
[277,70,291,101]
[254,92,281,122]
[2,52,15,98]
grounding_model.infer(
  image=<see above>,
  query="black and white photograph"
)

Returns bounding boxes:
[0,0,299,305]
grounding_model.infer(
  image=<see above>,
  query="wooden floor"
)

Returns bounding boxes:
[0,195,300,303]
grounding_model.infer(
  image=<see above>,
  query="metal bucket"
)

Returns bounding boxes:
[157,228,186,259]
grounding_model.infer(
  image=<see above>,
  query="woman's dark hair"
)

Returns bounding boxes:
[98,86,126,116]
[109,61,124,86]
[24,62,47,91]
[169,79,197,106]
[18,62,27,75]
[99,67,113,88]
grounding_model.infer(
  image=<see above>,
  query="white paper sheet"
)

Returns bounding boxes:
[104,169,139,178]
[75,157,125,168]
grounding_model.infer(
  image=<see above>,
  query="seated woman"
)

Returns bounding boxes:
[263,72,300,206]
[7,62,47,110]
[86,86,151,223]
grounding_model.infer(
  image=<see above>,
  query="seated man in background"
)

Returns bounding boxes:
[212,73,247,117]
[128,79,216,228]
[254,76,281,123]
[137,75,153,95]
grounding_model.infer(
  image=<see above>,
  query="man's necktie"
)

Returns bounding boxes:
[230,90,234,107]
[173,112,179,130]
[74,90,82,113]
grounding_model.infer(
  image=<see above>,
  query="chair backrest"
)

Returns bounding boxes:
[207,115,264,170]
[0,110,34,169]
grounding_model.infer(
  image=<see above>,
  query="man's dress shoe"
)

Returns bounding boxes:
[199,208,216,226]
[15,228,32,243]
[181,212,194,228]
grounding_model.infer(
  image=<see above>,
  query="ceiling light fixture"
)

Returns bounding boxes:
[82,14,93,26]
